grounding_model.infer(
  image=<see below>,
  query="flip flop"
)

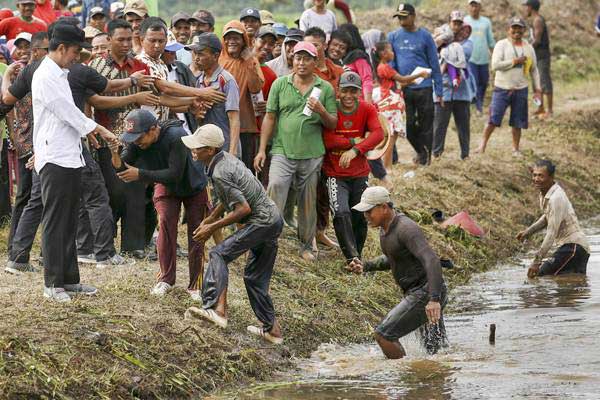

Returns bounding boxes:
[246,325,284,345]
[184,307,228,329]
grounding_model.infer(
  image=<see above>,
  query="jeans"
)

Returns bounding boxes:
[433,101,471,159]
[202,218,283,332]
[153,184,208,290]
[326,176,368,261]
[403,87,435,164]
[40,163,82,288]
[469,62,490,113]
[267,155,322,252]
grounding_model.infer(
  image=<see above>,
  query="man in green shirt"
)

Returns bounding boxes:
[254,41,337,261]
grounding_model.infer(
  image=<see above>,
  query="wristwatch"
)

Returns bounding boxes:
[130,75,138,87]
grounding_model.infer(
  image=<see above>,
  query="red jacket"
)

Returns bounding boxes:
[323,101,383,178]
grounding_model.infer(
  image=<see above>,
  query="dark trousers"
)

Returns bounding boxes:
[368,158,387,179]
[0,140,11,223]
[97,147,146,251]
[403,87,435,164]
[433,101,471,159]
[469,62,489,113]
[40,163,81,288]
[326,176,368,261]
[9,170,42,263]
[540,243,590,276]
[7,157,32,254]
[240,132,258,174]
[153,184,208,290]
[202,217,283,332]
[316,174,329,231]
[76,157,116,261]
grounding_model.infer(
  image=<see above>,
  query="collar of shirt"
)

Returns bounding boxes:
[285,73,325,90]
[205,150,225,178]
[199,65,224,86]
[106,54,138,70]
[44,56,69,79]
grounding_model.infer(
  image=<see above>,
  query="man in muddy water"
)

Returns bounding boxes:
[517,160,590,278]
[347,186,448,359]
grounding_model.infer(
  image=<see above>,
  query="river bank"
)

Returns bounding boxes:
[0,73,598,397]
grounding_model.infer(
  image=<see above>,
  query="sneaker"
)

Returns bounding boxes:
[151,281,172,296]
[96,254,135,269]
[64,283,98,296]
[77,253,97,264]
[43,287,71,302]
[188,289,201,302]
[5,261,39,274]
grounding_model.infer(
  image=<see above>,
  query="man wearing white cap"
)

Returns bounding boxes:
[348,186,448,359]
[183,124,284,345]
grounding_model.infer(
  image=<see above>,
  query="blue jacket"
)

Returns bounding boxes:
[387,27,443,97]
[436,40,476,103]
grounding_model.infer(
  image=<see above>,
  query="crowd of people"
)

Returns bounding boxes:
[0,0,591,358]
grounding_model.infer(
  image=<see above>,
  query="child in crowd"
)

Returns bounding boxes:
[372,41,429,169]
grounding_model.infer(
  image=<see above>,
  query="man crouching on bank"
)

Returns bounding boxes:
[183,124,284,345]
[347,186,448,359]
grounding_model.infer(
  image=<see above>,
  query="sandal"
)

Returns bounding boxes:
[184,307,228,329]
[247,325,284,345]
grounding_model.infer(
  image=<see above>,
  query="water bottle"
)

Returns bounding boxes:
[303,87,322,117]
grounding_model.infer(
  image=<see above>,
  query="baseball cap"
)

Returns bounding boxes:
[110,1,124,13]
[88,6,105,18]
[450,10,464,21]
[165,39,184,52]
[122,109,158,143]
[468,0,481,4]
[273,22,288,37]
[182,124,225,149]
[509,16,526,27]
[223,24,245,37]
[123,0,148,18]
[185,32,222,52]
[393,3,416,18]
[522,0,540,8]
[257,25,277,40]
[259,10,275,25]
[16,0,35,4]
[293,41,317,57]
[240,7,261,21]
[339,71,362,89]
[284,28,304,44]
[352,187,392,212]
[191,10,215,27]
[83,25,101,39]
[171,11,191,27]
[14,32,32,45]
[51,24,92,49]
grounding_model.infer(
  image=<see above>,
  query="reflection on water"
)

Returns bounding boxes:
[233,231,600,400]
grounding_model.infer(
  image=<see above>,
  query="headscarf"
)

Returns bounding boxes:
[361,29,384,64]
[454,24,472,44]
[0,44,11,65]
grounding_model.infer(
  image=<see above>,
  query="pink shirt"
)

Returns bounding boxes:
[346,58,373,99]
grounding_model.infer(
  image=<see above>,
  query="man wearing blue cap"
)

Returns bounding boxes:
[240,7,262,42]
[110,109,209,299]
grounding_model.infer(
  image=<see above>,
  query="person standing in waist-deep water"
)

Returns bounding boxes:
[347,186,448,359]
[517,160,590,278]
[182,124,285,345]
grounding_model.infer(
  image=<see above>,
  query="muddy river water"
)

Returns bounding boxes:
[231,228,600,399]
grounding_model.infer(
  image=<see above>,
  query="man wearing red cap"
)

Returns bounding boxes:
[254,41,337,262]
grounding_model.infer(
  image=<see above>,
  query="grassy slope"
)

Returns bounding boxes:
[1,1,600,398]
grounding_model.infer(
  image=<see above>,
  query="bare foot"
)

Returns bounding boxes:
[474,146,485,154]
[316,230,339,248]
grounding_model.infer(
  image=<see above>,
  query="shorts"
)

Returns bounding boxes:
[375,283,448,354]
[489,87,528,129]
[537,57,553,94]
[539,243,589,276]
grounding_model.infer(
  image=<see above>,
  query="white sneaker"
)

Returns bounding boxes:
[151,281,172,296]
[64,283,98,296]
[77,254,97,264]
[96,254,135,269]
[43,287,71,303]
[5,261,39,274]
[188,289,201,302]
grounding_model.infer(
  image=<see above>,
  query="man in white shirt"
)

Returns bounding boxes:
[32,24,118,302]
[517,160,590,278]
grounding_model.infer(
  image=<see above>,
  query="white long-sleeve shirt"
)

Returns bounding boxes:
[524,183,590,262]
[31,56,97,172]
[491,38,541,91]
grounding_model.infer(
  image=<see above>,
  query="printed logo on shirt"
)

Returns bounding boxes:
[343,120,353,129]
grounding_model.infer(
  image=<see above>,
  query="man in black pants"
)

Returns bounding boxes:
[348,186,448,359]
[183,124,284,345]
[31,24,118,301]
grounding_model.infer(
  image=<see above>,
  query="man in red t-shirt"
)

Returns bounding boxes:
[323,71,383,263]
[33,0,56,25]
[0,0,47,40]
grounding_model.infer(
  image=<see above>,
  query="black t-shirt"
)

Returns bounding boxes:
[8,59,108,111]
